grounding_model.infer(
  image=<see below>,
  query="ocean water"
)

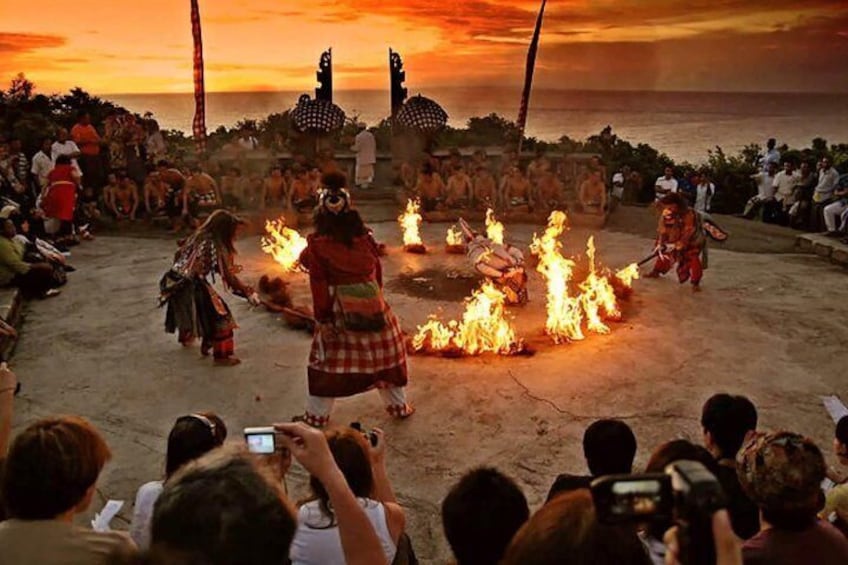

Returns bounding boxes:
[108,88,848,164]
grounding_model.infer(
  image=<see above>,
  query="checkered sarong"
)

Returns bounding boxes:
[307,305,408,398]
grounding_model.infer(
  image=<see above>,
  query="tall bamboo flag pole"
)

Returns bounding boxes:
[190,0,207,154]
[516,0,548,155]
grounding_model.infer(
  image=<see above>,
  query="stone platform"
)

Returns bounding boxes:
[796,233,848,267]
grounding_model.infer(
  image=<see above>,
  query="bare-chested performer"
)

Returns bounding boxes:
[578,170,608,215]
[536,171,565,212]
[144,170,167,217]
[444,165,473,209]
[288,167,318,213]
[473,166,497,210]
[500,166,533,211]
[527,149,552,186]
[414,162,446,212]
[262,165,288,209]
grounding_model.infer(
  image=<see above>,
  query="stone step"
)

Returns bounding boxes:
[796,233,848,268]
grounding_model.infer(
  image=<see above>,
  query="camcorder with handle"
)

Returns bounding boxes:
[591,460,726,565]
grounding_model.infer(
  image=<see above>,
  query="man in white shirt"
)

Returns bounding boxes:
[351,123,377,189]
[743,162,778,220]
[813,157,840,204]
[759,138,780,173]
[654,166,678,202]
[772,161,799,212]
[31,137,54,192]
[823,184,848,235]
[50,128,82,179]
[694,172,715,214]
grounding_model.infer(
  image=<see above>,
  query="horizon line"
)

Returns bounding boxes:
[97,86,848,97]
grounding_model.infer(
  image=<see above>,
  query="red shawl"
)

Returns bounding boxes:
[42,165,78,221]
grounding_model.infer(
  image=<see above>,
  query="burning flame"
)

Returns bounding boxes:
[412,281,524,355]
[529,211,584,343]
[485,208,505,245]
[578,237,622,335]
[446,225,464,246]
[398,199,423,246]
[261,217,308,272]
[614,263,640,287]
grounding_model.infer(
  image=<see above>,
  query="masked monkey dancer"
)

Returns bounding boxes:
[646,193,707,291]
[159,210,261,365]
[296,172,413,428]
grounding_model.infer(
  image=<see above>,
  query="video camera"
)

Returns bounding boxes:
[591,460,726,565]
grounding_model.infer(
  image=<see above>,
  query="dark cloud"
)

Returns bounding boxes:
[0,32,66,54]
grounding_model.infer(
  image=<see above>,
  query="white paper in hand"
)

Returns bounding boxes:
[91,499,124,532]
[822,395,848,424]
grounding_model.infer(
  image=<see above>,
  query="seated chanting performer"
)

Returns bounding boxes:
[459,218,528,305]
[472,166,497,210]
[289,167,319,213]
[500,166,532,211]
[536,171,565,212]
[415,162,445,212]
[444,165,473,209]
[578,170,608,215]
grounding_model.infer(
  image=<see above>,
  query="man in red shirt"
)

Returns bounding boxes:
[70,111,105,194]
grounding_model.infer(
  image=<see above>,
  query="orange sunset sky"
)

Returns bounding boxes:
[1,0,847,95]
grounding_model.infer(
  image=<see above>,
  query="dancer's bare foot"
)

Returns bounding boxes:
[214,357,241,366]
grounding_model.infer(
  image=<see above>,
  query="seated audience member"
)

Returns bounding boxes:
[821,415,848,533]
[772,161,799,223]
[639,439,721,565]
[289,167,318,213]
[129,413,227,550]
[663,510,743,565]
[0,217,60,298]
[472,166,497,210]
[654,166,678,202]
[743,162,779,222]
[790,161,818,230]
[738,431,848,565]
[823,182,848,236]
[262,165,288,209]
[444,165,473,209]
[149,422,390,565]
[0,416,136,564]
[500,166,532,211]
[578,169,608,215]
[536,171,565,212]
[415,162,445,212]
[501,490,651,565]
[442,467,529,565]
[701,393,760,539]
[41,155,79,245]
[290,426,406,564]
[8,209,69,282]
[107,171,140,221]
[547,419,637,502]
[31,137,54,193]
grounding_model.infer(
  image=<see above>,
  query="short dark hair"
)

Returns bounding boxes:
[55,155,72,166]
[165,413,227,478]
[501,490,651,565]
[151,447,296,564]
[701,394,758,458]
[308,427,373,524]
[442,467,529,565]
[321,171,347,192]
[2,416,111,519]
[157,160,170,168]
[583,419,637,476]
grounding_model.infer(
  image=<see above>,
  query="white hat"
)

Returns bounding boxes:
[0,205,19,219]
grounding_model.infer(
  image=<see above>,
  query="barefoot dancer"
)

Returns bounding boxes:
[646,193,706,291]
[297,172,413,427]
[159,210,260,366]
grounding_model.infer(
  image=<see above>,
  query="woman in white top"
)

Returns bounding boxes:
[129,412,227,549]
[290,426,406,565]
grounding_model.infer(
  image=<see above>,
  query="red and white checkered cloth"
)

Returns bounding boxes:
[307,307,408,398]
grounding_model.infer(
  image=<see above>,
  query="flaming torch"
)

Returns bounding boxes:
[485,208,505,245]
[529,211,585,343]
[398,199,426,254]
[261,217,308,272]
[445,225,465,254]
[412,281,527,356]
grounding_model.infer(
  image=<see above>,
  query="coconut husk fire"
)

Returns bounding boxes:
[403,243,427,254]
[257,275,315,333]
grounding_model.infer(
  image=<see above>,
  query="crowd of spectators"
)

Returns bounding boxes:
[1,368,847,565]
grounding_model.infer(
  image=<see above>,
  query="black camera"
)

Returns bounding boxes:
[591,460,726,565]
[349,422,378,447]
